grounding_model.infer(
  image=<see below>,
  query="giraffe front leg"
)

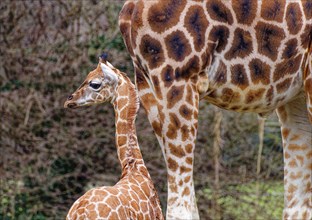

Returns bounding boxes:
[276,92,312,220]
[158,82,200,220]
[135,65,200,219]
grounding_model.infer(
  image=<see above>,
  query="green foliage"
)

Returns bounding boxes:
[88,34,126,64]
[203,181,284,219]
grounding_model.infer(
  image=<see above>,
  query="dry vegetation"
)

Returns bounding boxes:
[1,1,283,219]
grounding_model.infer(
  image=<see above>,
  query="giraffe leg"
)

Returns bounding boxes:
[159,81,200,220]
[276,92,312,220]
[135,67,200,219]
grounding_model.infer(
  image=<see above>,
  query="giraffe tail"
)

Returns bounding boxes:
[303,33,312,123]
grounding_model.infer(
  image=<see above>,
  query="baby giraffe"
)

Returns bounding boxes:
[64,54,164,220]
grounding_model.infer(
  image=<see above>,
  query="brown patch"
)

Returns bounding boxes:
[165,30,192,61]
[282,39,298,59]
[140,201,148,213]
[288,144,307,151]
[284,152,290,159]
[168,157,178,171]
[169,183,178,193]
[288,183,298,194]
[140,93,157,113]
[185,144,193,154]
[208,25,230,53]
[266,86,274,103]
[186,85,194,106]
[168,175,175,183]
[152,76,163,100]
[139,35,165,69]
[180,105,192,120]
[169,112,181,128]
[221,88,241,103]
[184,176,191,183]
[168,196,178,205]
[225,28,253,60]
[230,64,249,90]
[245,88,266,104]
[249,58,271,85]
[181,125,190,141]
[141,181,151,197]
[288,159,298,168]
[117,98,128,110]
[303,0,312,19]
[184,5,209,52]
[296,155,304,166]
[206,0,233,24]
[119,147,127,162]
[232,0,257,25]
[130,201,140,212]
[300,24,312,49]
[288,199,299,209]
[117,136,127,147]
[255,22,285,61]
[213,61,227,85]
[167,85,184,109]
[94,190,108,198]
[148,0,186,33]
[167,125,178,139]
[278,107,288,123]
[186,157,193,165]
[305,182,311,194]
[261,0,285,22]
[276,78,292,93]
[175,56,200,80]
[302,210,309,220]
[180,166,192,174]
[286,3,303,35]
[161,65,174,88]
[151,121,162,137]
[87,210,97,219]
[290,134,301,141]
[307,150,312,159]
[117,206,127,219]
[273,54,302,82]
[179,180,183,186]
[117,122,128,135]
[119,108,128,121]
[290,171,302,180]
[182,187,190,196]
[106,196,120,209]
[169,143,185,158]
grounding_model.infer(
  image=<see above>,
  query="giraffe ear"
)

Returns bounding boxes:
[100,62,118,85]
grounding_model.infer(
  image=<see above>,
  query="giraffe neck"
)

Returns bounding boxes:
[112,75,148,177]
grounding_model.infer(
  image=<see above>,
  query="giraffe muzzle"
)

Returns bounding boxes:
[64,100,78,109]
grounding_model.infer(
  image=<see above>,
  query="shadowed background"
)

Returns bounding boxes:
[0,1,284,219]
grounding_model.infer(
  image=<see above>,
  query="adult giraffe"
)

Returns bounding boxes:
[118,0,312,219]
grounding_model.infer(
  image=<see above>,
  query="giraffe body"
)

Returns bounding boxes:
[119,0,312,219]
[64,58,164,220]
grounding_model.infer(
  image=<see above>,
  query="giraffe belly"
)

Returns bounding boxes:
[203,66,303,114]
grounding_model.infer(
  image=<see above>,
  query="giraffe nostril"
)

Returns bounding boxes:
[67,103,77,108]
[67,95,73,100]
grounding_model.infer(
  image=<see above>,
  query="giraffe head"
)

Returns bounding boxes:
[64,54,119,108]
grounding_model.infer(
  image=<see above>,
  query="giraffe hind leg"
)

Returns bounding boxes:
[276,92,312,220]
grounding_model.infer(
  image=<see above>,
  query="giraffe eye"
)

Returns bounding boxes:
[89,81,101,90]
